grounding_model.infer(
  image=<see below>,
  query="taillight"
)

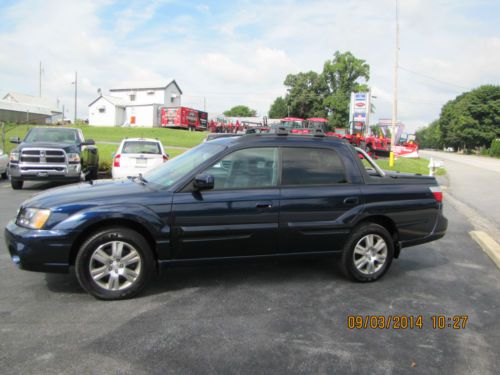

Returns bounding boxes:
[113,154,121,167]
[163,154,169,162]
[429,186,443,202]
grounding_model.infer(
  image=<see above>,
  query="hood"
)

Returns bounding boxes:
[22,179,157,210]
[14,142,79,153]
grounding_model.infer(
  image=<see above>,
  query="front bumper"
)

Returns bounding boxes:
[4,221,76,273]
[9,162,81,181]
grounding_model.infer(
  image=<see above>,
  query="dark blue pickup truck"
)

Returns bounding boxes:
[4,134,447,300]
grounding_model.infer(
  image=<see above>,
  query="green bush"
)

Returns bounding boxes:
[490,139,500,157]
[98,160,111,173]
[479,147,490,156]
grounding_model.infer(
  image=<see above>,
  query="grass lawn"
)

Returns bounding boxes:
[366,157,446,176]
[1,124,207,154]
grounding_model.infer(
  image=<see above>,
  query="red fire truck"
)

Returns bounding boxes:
[160,107,208,131]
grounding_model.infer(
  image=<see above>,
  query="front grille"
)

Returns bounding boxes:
[20,149,66,164]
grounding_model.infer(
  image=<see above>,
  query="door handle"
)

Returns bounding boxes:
[256,202,272,209]
[343,197,359,205]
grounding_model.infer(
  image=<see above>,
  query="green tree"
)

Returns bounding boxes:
[322,51,370,127]
[283,71,327,118]
[439,85,500,150]
[269,51,370,126]
[223,105,257,117]
[268,96,288,118]
[416,120,443,149]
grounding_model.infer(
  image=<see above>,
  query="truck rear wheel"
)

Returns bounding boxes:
[340,223,394,282]
[11,179,23,190]
[75,227,155,300]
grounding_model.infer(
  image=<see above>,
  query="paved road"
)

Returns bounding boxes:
[0,179,499,374]
[420,151,500,231]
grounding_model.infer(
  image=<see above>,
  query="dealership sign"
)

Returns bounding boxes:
[349,92,370,134]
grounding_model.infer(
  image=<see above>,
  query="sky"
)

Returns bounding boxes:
[0,0,499,132]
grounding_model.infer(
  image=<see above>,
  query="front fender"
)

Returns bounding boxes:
[54,203,166,239]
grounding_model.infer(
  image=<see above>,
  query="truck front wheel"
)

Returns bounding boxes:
[340,223,394,282]
[11,179,23,190]
[75,227,155,300]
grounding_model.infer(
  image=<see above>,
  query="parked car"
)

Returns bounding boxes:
[0,148,8,179]
[8,127,98,189]
[111,138,169,179]
[5,133,447,300]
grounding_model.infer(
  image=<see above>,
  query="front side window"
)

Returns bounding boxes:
[144,142,225,189]
[281,147,347,185]
[203,147,279,190]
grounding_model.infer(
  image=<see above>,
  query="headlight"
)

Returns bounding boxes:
[16,208,51,229]
[10,151,19,162]
[67,153,80,163]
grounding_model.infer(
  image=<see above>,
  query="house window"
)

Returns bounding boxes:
[147,91,154,95]
[129,94,136,101]
[98,106,106,113]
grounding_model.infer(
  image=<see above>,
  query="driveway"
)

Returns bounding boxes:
[0,179,499,374]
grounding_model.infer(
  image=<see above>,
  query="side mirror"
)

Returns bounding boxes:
[193,174,214,190]
[10,136,21,144]
[82,139,95,146]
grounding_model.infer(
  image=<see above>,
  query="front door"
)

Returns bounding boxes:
[278,146,363,253]
[172,147,280,259]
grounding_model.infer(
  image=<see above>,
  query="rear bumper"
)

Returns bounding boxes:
[4,221,75,273]
[400,212,448,248]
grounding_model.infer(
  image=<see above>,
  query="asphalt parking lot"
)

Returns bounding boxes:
[0,179,499,374]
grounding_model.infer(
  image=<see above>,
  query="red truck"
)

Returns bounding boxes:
[160,107,208,131]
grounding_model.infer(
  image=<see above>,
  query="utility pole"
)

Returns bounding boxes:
[203,96,206,111]
[62,104,65,123]
[389,0,399,167]
[39,61,43,97]
[72,72,78,124]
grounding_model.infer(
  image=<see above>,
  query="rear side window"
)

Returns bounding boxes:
[281,147,347,185]
[122,141,161,154]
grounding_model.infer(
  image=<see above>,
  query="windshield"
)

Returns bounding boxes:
[122,141,161,154]
[24,128,79,144]
[144,142,226,189]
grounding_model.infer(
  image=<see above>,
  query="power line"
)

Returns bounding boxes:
[399,66,469,90]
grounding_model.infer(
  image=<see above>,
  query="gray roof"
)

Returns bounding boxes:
[109,79,182,94]
[0,99,56,116]
[88,95,128,108]
[2,92,58,112]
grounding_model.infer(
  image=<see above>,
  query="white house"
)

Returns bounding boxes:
[88,80,182,127]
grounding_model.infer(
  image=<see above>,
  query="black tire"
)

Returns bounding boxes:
[75,227,155,300]
[11,179,23,190]
[365,144,372,154]
[340,223,394,282]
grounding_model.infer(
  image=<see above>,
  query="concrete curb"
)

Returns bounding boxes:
[470,231,500,269]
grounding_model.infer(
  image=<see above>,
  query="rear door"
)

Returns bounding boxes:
[171,147,280,259]
[278,146,363,253]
